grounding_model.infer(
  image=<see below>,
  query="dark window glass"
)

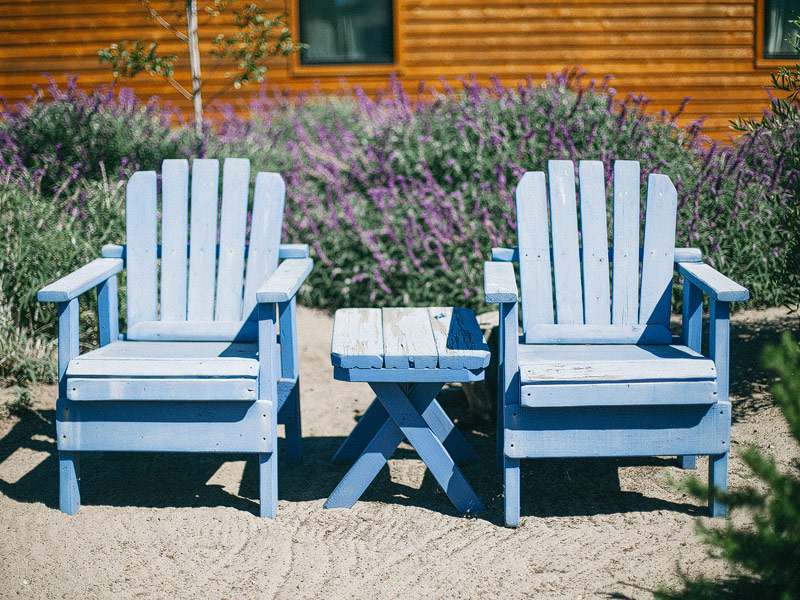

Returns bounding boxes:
[764,0,800,58]
[298,0,393,65]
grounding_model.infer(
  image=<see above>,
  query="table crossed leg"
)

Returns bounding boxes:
[332,383,478,466]
[324,382,485,514]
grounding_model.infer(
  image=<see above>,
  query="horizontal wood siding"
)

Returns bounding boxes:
[0,0,779,138]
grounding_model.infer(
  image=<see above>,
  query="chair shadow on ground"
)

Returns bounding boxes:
[1,310,796,521]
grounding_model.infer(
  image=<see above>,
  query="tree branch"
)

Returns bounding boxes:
[165,75,194,101]
[139,0,189,42]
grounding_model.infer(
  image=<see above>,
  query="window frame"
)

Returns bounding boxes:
[289,0,403,77]
[756,0,800,68]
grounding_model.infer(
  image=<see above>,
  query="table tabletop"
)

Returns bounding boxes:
[331,306,490,382]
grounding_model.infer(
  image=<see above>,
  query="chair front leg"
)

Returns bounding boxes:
[708,299,731,517]
[278,297,302,462]
[258,301,279,518]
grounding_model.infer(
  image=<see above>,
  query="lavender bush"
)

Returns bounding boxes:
[209,69,796,310]
[2,72,797,384]
[0,75,193,204]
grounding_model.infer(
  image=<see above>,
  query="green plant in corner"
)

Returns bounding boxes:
[655,332,800,600]
[99,0,305,138]
[6,387,34,415]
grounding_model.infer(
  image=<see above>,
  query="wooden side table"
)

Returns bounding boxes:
[325,306,490,514]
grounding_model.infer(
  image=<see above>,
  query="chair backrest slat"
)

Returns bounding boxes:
[186,159,220,322]
[242,173,286,320]
[215,158,251,321]
[639,173,678,326]
[517,171,554,333]
[578,160,611,324]
[548,161,583,324]
[160,159,189,321]
[126,171,158,327]
[611,160,641,325]
[517,159,677,345]
[126,158,286,341]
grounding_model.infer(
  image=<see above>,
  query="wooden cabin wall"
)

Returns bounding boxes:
[0,0,779,139]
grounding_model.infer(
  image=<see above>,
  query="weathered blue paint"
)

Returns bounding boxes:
[486,160,748,527]
[38,159,311,517]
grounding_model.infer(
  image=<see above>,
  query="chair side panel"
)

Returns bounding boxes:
[160,159,189,321]
[548,161,583,324]
[639,174,678,326]
[578,160,611,324]
[611,160,641,325]
[215,158,251,321]
[187,159,220,321]
[517,171,554,334]
[242,173,286,319]
[126,171,158,327]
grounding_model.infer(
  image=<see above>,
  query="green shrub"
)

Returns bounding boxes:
[0,75,194,198]
[657,332,800,599]
[0,175,126,384]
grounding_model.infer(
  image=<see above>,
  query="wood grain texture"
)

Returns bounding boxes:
[520,380,718,407]
[187,159,220,322]
[66,378,257,401]
[255,258,313,304]
[38,258,123,302]
[56,398,273,453]
[548,161,583,324]
[516,171,553,329]
[611,160,641,325]
[126,320,258,342]
[578,160,611,324]
[639,173,678,326]
[517,343,717,384]
[125,171,158,326]
[0,0,772,137]
[523,323,671,344]
[331,308,384,368]
[427,307,490,369]
[159,159,189,321]
[504,401,731,458]
[677,262,750,301]
[243,173,286,319]
[382,307,439,369]
[484,261,518,303]
[215,158,250,321]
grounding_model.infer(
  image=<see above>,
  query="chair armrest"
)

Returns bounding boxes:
[484,261,518,303]
[677,262,749,302]
[491,247,519,262]
[278,244,309,259]
[38,258,123,303]
[673,248,702,263]
[256,258,313,303]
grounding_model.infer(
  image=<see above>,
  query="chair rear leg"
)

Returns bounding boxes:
[504,456,520,527]
[284,384,302,463]
[708,452,728,517]
[59,451,80,515]
[679,455,696,469]
[259,451,278,518]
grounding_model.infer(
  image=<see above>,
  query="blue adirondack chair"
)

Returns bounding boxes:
[484,160,748,527]
[37,158,312,517]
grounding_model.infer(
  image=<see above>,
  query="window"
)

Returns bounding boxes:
[759,0,800,64]
[298,0,394,65]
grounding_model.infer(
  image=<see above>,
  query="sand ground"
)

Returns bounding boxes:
[0,306,797,599]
